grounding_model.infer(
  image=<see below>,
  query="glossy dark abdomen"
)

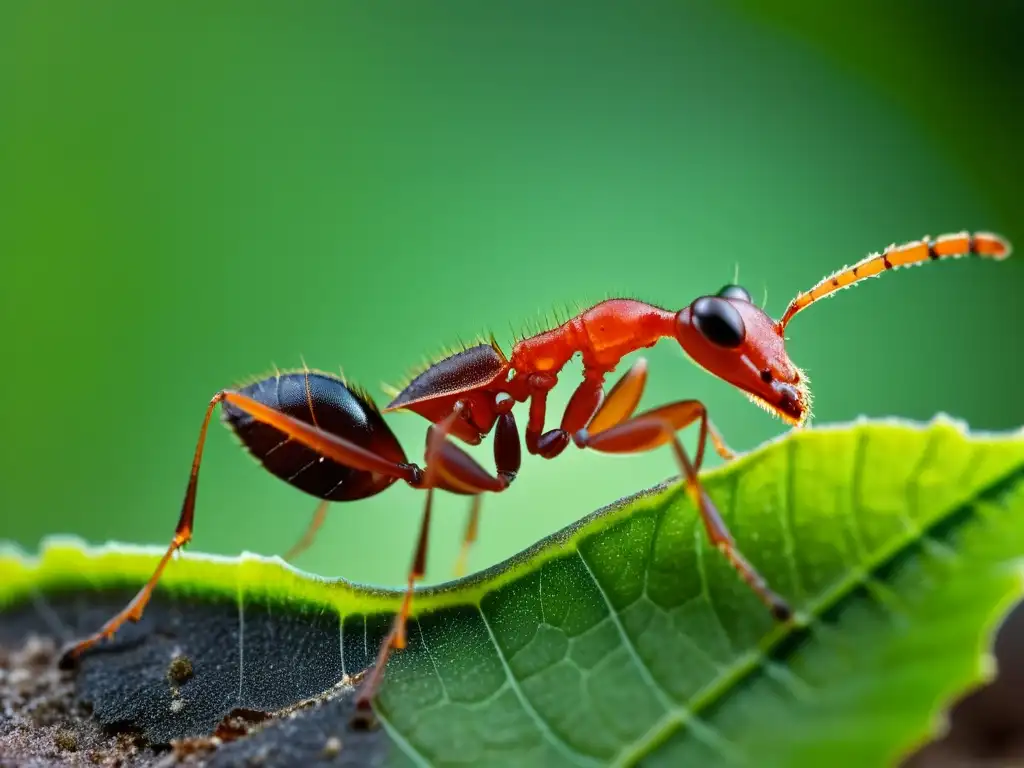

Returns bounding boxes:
[222,372,407,502]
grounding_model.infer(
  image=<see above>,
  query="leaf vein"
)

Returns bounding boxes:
[236,579,245,704]
[780,435,807,602]
[642,501,670,600]
[846,425,873,562]
[338,615,346,679]
[375,707,433,768]
[476,603,599,766]
[576,550,675,713]
[694,512,734,658]
[417,619,451,703]
[576,548,744,766]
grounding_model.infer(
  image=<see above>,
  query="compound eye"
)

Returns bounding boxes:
[717,284,751,302]
[692,296,746,348]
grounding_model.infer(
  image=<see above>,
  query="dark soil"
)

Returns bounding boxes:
[3,600,1024,766]
[0,634,381,767]
[0,633,156,767]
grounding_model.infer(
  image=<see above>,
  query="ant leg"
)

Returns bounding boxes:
[525,371,606,459]
[454,395,522,577]
[524,373,560,456]
[523,357,730,465]
[582,358,734,468]
[59,390,418,669]
[704,420,736,465]
[387,401,520,650]
[282,499,330,563]
[351,485,436,727]
[221,391,420,481]
[453,495,482,578]
[574,378,791,620]
[58,393,224,667]
[382,408,466,656]
[355,404,519,714]
[583,359,648,436]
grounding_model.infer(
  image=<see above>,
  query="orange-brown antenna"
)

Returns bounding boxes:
[777,231,1012,332]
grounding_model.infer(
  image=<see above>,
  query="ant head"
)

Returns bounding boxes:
[675,284,809,427]
[673,230,1013,428]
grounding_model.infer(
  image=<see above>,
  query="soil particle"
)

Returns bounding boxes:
[0,625,378,767]
[321,736,342,758]
[165,656,193,687]
[0,634,163,767]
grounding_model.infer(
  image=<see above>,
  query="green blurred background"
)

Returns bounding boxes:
[2,1,1021,588]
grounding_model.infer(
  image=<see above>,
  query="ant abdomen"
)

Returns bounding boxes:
[222,371,408,502]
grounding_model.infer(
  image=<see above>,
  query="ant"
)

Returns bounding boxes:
[59,230,1012,720]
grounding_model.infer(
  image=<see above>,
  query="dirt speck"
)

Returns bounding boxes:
[213,708,272,742]
[54,727,79,751]
[169,734,220,761]
[348,706,378,733]
[0,633,162,766]
[321,735,342,757]
[166,707,272,761]
[166,655,193,686]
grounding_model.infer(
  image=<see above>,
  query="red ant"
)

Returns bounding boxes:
[59,230,1012,718]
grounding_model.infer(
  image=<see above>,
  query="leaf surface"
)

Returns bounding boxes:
[2,416,1023,767]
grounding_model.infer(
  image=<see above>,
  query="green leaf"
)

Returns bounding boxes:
[3,415,1024,767]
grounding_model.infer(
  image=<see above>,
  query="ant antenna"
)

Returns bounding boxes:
[776,231,1012,333]
[732,261,741,285]
[760,283,769,311]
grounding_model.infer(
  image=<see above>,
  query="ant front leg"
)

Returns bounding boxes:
[525,359,735,466]
[354,397,521,714]
[525,371,607,459]
[573,360,789,620]
[579,358,735,469]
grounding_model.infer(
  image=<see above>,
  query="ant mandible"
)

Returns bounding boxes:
[59,230,1012,717]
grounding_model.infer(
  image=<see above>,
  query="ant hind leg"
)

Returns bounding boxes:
[59,389,416,669]
[58,393,227,668]
[282,499,330,564]
[453,495,482,578]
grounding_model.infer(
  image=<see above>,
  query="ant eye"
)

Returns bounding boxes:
[717,284,751,302]
[692,296,746,348]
